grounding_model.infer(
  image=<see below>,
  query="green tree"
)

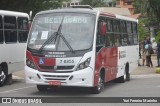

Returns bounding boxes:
[138,19,149,42]
[147,0,160,25]
[80,0,106,7]
[134,0,160,27]
[134,0,160,42]
[155,31,160,43]
[0,0,69,16]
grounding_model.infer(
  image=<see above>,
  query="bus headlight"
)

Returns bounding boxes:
[76,57,91,71]
[26,58,36,69]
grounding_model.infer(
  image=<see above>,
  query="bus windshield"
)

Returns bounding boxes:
[28,13,96,51]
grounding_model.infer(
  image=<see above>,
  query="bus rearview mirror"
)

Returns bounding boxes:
[100,21,106,36]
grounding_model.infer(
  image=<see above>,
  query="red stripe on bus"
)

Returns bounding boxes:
[33,56,56,66]
[100,13,116,18]
[94,47,118,86]
[26,51,33,61]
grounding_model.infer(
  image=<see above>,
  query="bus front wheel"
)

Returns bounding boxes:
[0,65,7,87]
[91,72,104,94]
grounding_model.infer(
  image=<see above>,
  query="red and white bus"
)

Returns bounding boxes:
[25,6,138,93]
[0,10,29,86]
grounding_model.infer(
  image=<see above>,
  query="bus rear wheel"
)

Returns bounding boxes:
[37,85,48,92]
[91,72,104,94]
[126,66,130,81]
[116,65,130,83]
[0,66,7,87]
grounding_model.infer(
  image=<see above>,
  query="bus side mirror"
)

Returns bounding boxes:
[100,21,107,35]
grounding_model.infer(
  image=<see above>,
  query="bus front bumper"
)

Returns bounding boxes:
[25,66,94,87]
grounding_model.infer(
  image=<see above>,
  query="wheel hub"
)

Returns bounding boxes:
[97,77,103,91]
[0,71,6,83]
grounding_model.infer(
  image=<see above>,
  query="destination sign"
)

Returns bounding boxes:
[44,16,87,24]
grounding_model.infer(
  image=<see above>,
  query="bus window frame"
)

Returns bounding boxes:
[0,15,4,44]
[126,21,133,45]
[17,17,29,43]
[4,15,17,44]
[97,16,138,48]
[132,22,138,45]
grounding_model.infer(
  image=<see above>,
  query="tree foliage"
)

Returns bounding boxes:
[0,0,69,16]
[134,0,160,42]
[134,0,160,27]
[80,0,106,7]
[147,0,160,24]
[138,19,150,42]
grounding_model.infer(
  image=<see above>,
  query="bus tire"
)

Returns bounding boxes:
[117,75,125,83]
[126,65,130,81]
[91,71,104,94]
[37,85,48,92]
[126,73,130,81]
[116,65,129,83]
[0,65,7,87]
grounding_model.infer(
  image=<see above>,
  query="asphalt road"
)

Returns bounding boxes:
[0,72,160,97]
[0,71,160,106]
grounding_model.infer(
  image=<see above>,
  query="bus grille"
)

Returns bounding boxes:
[39,65,74,70]
[42,75,69,81]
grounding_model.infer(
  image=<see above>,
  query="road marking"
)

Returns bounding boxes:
[131,74,160,78]
[0,86,35,94]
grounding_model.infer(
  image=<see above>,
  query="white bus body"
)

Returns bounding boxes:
[0,10,29,86]
[25,8,138,93]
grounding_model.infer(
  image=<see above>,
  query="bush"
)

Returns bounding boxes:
[155,68,160,73]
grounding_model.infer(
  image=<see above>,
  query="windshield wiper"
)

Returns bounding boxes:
[38,17,64,52]
[39,16,74,53]
[56,18,74,53]
[59,33,74,53]
[38,32,57,52]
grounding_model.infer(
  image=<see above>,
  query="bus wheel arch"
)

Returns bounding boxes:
[116,63,130,83]
[0,62,8,86]
[91,68,105,94]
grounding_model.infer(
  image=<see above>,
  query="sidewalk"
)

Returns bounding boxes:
[131,55,158,75]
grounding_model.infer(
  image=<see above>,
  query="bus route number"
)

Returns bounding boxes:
[60,59,74,64]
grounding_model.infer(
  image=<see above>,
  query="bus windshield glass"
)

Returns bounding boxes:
[28,13,96,51]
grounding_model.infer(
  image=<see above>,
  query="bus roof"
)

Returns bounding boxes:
[37,8,98,15]
[116,14,138,22]
[0,10,29,18]
[99,11,137,22]
[36,8,137,22]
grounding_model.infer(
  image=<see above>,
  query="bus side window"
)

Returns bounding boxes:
[105,19,113,47]
[120,21,128,46]
[0,15,3,43]
[4,16,17,43]
[113,20,120,46]
[96,16,106,52]
[96,17,105,46]
[18,17,28,43]
[106,19,112,32]
[133,22,138,45]
[127,22,133,45]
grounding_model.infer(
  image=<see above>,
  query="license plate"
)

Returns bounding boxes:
[49,81,61,86]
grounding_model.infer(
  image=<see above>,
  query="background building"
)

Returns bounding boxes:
[116,0,134,15]
[94,7,131,16]
[62,0,81,8]
[62,0,116,8]
[62,0,140,19]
